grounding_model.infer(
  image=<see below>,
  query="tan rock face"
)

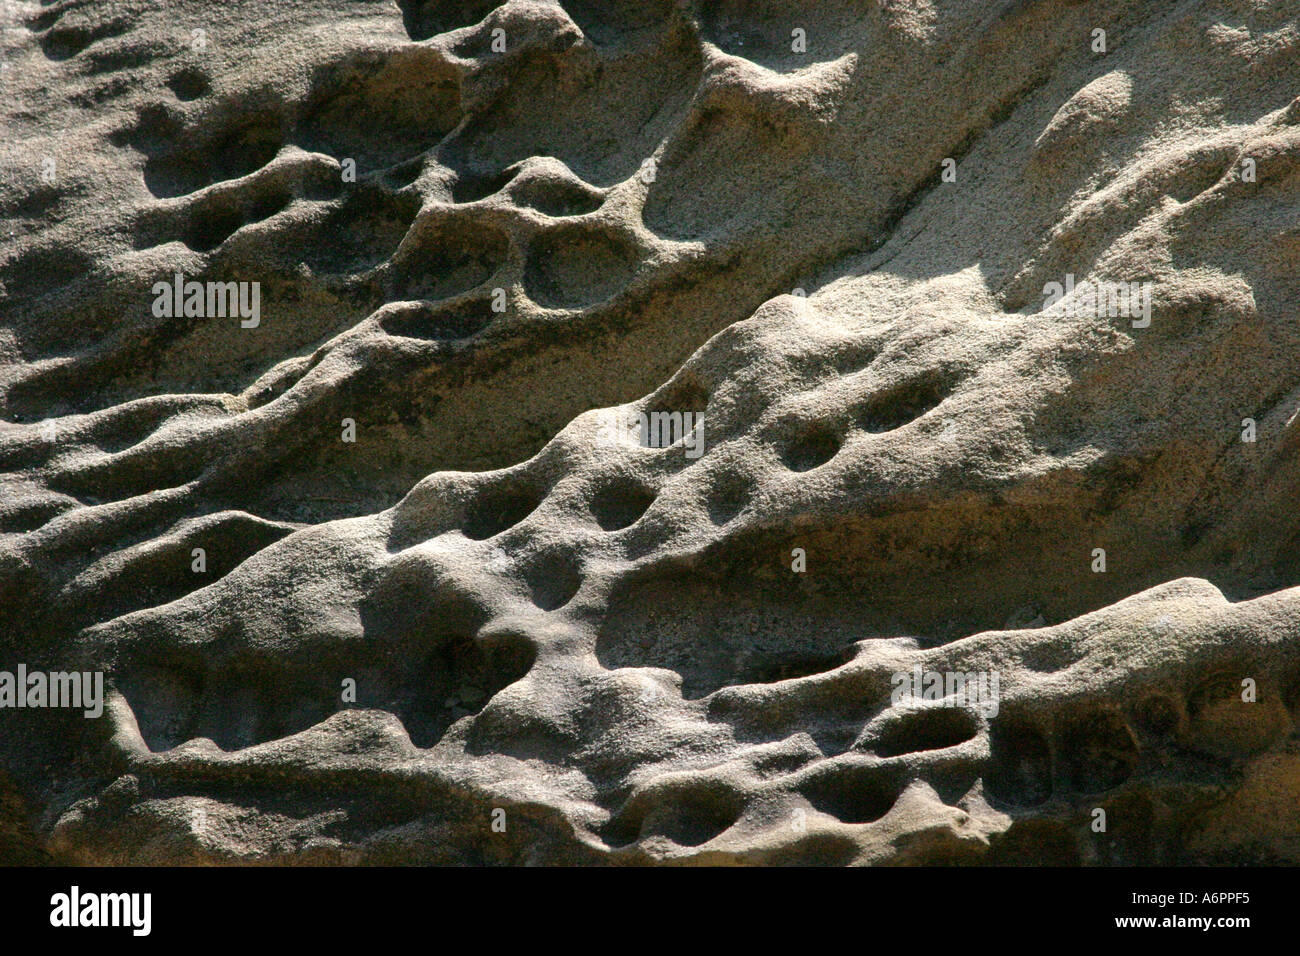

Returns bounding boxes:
[3,0,1300,865]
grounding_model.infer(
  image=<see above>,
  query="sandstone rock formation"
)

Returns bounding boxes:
[3,0,1300,864]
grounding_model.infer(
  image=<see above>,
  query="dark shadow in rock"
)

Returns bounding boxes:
[511,176,603,218]
[380,297,495,340]
[462,480,545,540]
[296,52,460,171]
[987,820,1082,865]
[1056,707,1139,794]
[519,550,582,611]
[397,0,504,41]
[873,706,979,758]
[779,421,844,472]
[986,713,1052,806]
[589,475,656,531]
[854,370,956,434]
[798,763,905,824]
[167,68,210,101]
[300,188,420,275]
[524,225,639,309]
[389,217,508,301]
[143,113,284,199]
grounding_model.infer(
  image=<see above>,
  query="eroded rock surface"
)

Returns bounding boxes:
[4,0,1300,864]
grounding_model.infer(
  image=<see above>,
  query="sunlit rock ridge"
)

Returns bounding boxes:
[3,0,1300,864]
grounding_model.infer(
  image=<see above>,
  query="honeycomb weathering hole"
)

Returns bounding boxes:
[142,114,284,199]
[390,218,509,302]
[706,470,753,525]
[696,0,863,66]
[606,783,744,849]
[510,177,603,218]
[779,422,844,472]
[166,68,210,101]
[524,226,640,309]
[301,188,420,275]
[855,371,956,434]
[873,706,979,758]
[182,202,245,253]
[118,658,340,753]
[589,476,656,531]
[522,553,582,611]
[397,0,505,41]
[594,570,854,699]
[462,482,545,540]
[799,765,905,825]
[645,376,710,425]
[389,630,536,747]
[451,165,519,204]
[380,297,495,340]
[295,53,461,169]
